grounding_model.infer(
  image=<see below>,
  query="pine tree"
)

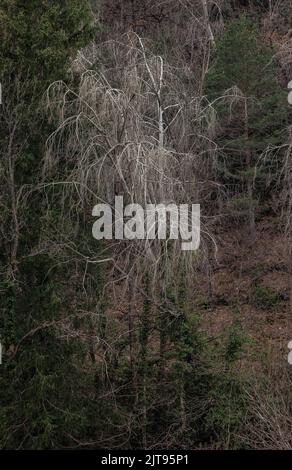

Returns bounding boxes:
[206,16,291,235]
[0,1,97,449]
[0,0,94,80]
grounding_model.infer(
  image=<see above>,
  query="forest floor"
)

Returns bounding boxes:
[198,216,291,366]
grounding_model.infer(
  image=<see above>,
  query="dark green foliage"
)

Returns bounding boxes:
[0,0,97,449]
[0,261,90,448]
[86,306,248,449]
[251,284,279,309]
[205,16,291,218]
[0,0,95,81]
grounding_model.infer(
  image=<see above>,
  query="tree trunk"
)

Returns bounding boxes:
[202,0,215,47]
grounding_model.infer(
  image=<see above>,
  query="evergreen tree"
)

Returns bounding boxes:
[206,16,291,234]
[0,0,94,80]
[0,0,97,449]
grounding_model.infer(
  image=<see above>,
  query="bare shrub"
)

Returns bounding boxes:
[243,363,292,449]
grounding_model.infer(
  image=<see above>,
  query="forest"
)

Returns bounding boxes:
[0,0,292,450]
